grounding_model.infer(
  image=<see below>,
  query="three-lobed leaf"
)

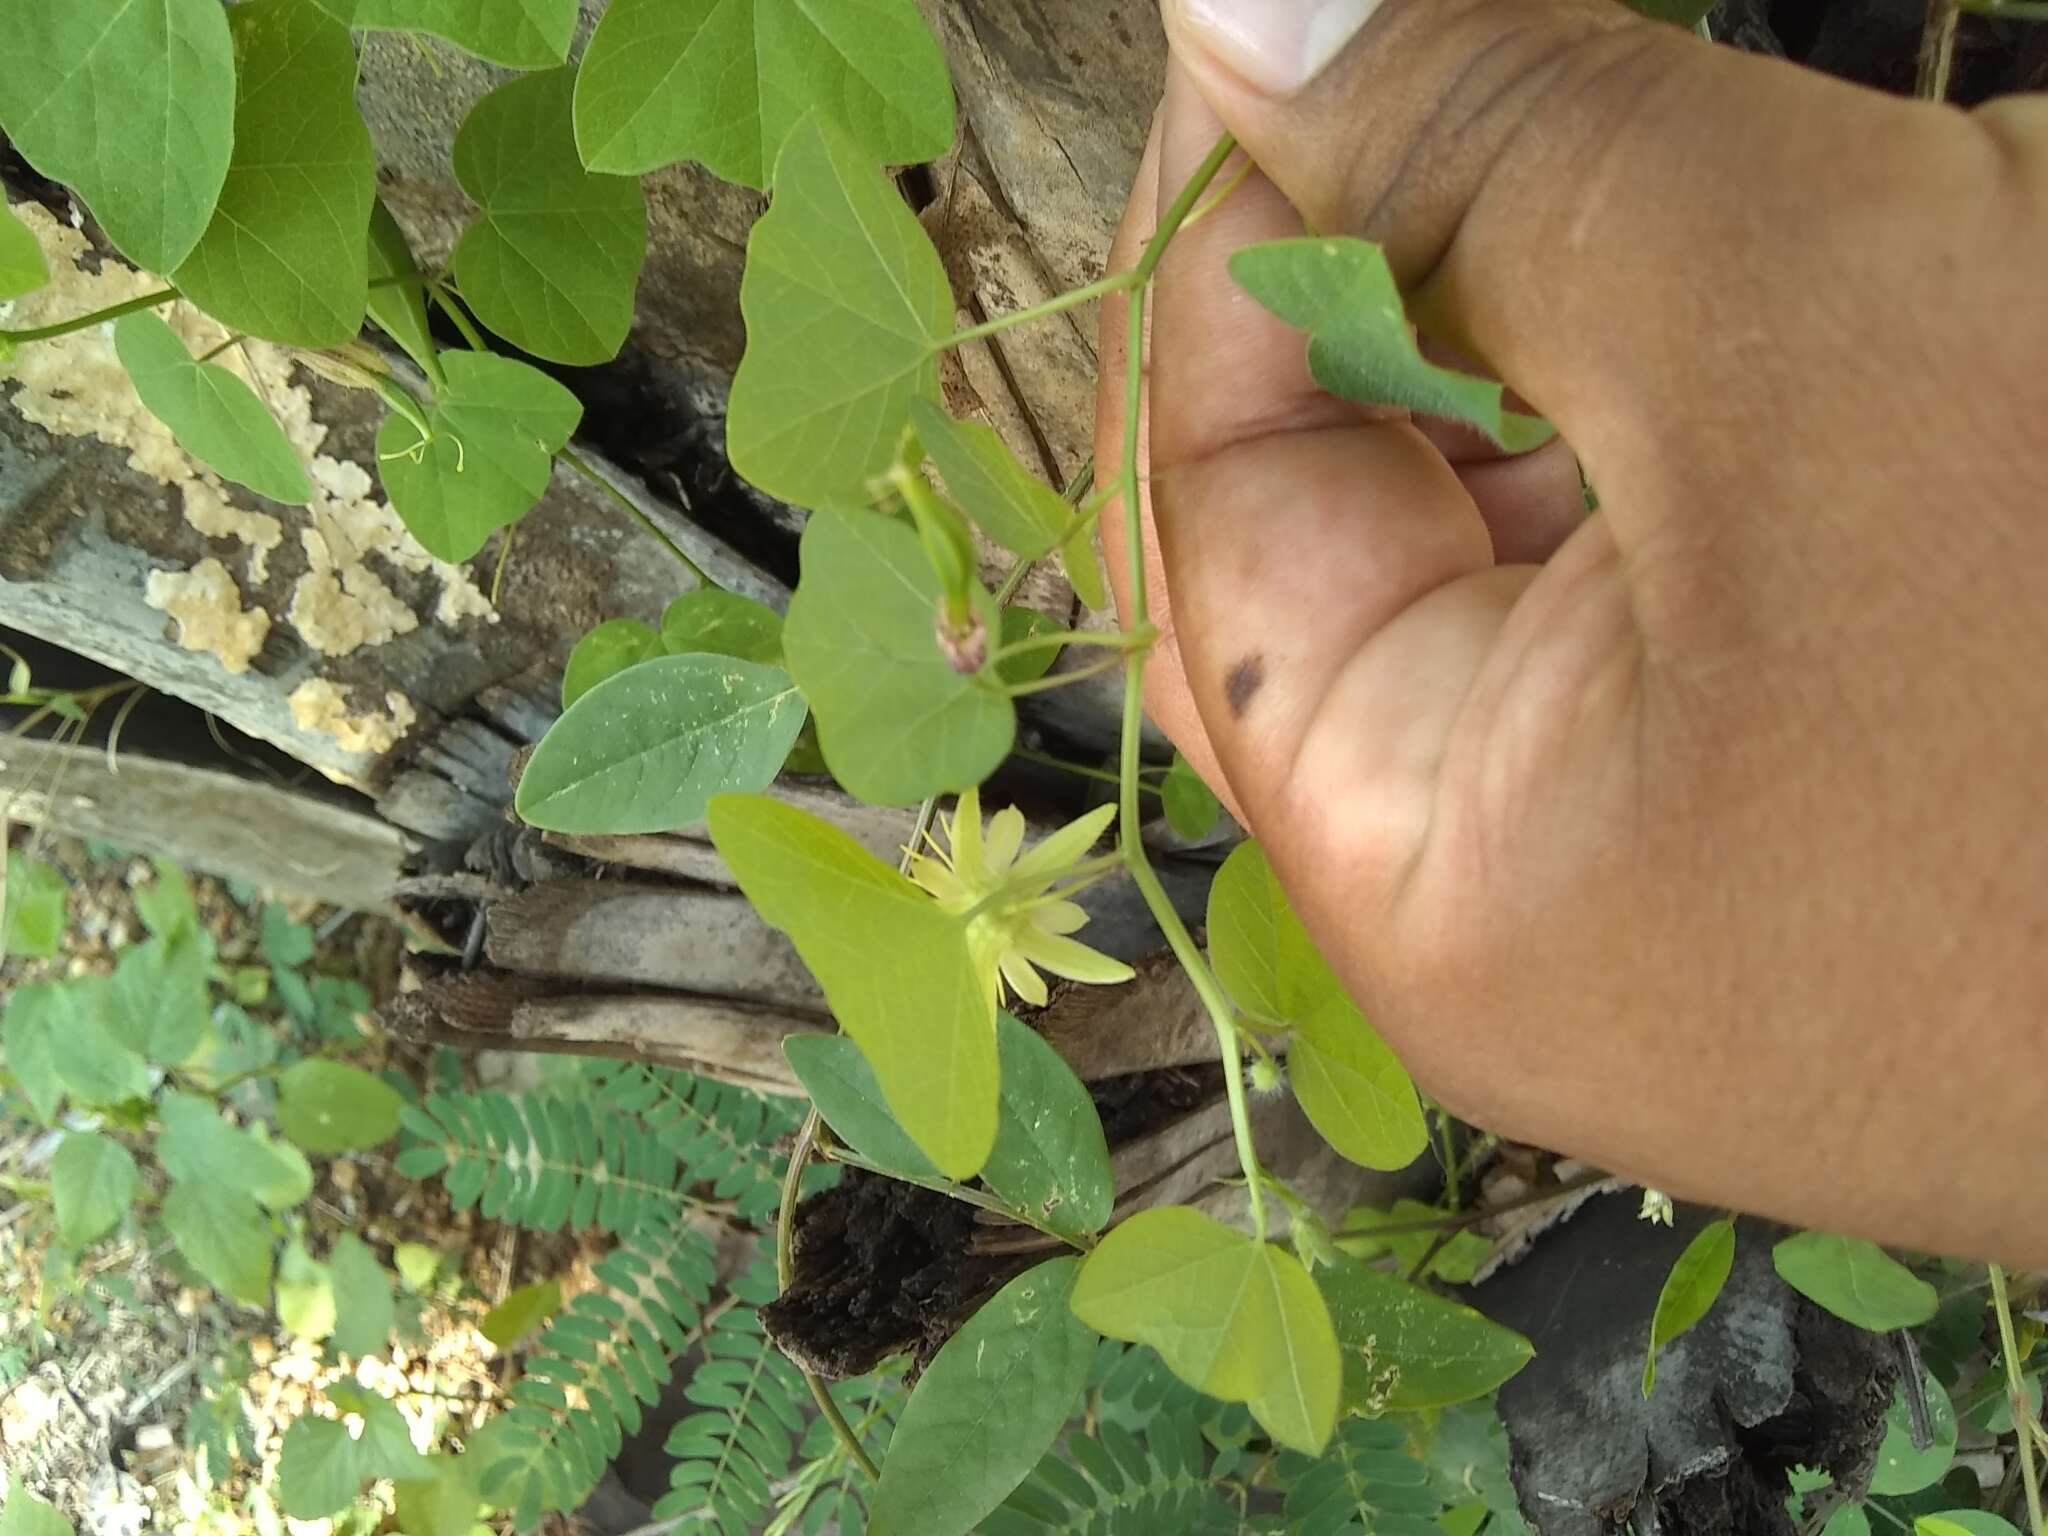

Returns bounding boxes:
[0,0,235,273]
[0,200,48,301]
[910,401,1107,608]
[869,1258,1094,1536]
[173,0,375,348]
[276,1059,405,1154]
[453,68,646,365]
[517,653,809,834]
[114,313,312,504]
[1209,841,1425,1169]
[51,1131,140,1249]
[320,0,577,68]
[1072,1205,1339,1454]
[783,509,1013,805]
[1230,239,1553,453]
[1315,1258,1534,1414]
[1771,1231,1937,1332]
[783,1033,940,1181]
[709,793,996,1178]
[574,0,955,187]
[728,113,953,506]
[981,1013,1113,1243]
[1643,1218,1737,1396]
[377,351,583,563]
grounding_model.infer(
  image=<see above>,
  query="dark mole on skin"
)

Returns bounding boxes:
[1224,655,1265,719]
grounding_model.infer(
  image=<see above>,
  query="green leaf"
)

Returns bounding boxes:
[377,352,583,562]
[783,510,1014,805]
[277,1059,405,1153]
[108,928,211,1064]
[0,1474,72,1536]
[869,1258,1093,1536]
[328,1382,427,1479]
[482,1279,562,1349]
[992,608,1065,688]
[51,1131,139,1248]
[4,852,66,957]
[1824,1508,1872,1536]
[727,113,952,506]
[394,1456,484,1536]
[1642,1219,1736,1397]
[131,857,197,939]
[452,69,646,365]
[173,0,375,348]
[562,618,661,709]
[263,902,316,969]
[1071,1205,1339,1454]
[367,200,442,385]
[1,983,67,1122]
[0,0,235,272]
[1771,1232,1937,1332]
[783,1034,940,1181]
[573,0,954,187]
[1872,1370,1958,1496]
[1209,841,1425,1169]
[661,589,785,666]
[1229,239,1553,453]
[981,1013,1113,1242]
[162,1182,275,1305]
[1160,753,1222,841]
[329,1232,396,1358]
[516,654,809,834]
[1315,1258,1533,1414]
[278,1237,338,1342]
[341,0,577,68]
[113,312,311,503]
[393,1243,442,1294]
[709,793,996,1179]
[41,981,150,1107]
[1916,1515,2021,1536]
[0,200,47,302]
[158,1093,310,1208]
[910,401,1105,607]
[278,1415,364,1520]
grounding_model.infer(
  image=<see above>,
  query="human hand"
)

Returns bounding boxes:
[1099,0,2048,1262]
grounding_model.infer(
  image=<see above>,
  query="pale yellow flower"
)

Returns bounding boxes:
[908,788,1136,1008]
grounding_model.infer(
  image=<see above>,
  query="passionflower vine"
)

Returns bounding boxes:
[908,788,1136,1008]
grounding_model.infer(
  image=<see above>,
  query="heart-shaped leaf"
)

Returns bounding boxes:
[981,1013,1113,1242]
[516,654,809,834]
[0,200,48,301]
[376,351,582,562]
[114,313,311,503]
[1072,1205,1339,1454]
[661,588,785,666]
[453,68,647,365]
[1316,1258,1533,1414]
[329,0,577,67]
[709,793,996,1179]
[783,509,1013,806]
[1771,1231,1937,1333]
[0,0,235,273]
[910,401,1107,608]
[727,113,952,506]
[869,1258,1093,1536]
[173,0,375,347]
[51,1131,140,1248]
[1643,1219,1736,1396]
[574,0,954,187]
[1230,239,1553,453]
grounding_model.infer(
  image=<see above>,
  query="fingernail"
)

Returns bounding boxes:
[1167,0,1379,97]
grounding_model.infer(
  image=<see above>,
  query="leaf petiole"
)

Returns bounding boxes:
[1992,1262,2047,1536]
[996,651,1126,698]
[0,286,178,345]
[987,623,1153,669]
[429,281,487,353]
[939,269,1141,352]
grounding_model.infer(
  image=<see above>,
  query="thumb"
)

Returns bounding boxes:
[1157,0,2009,549]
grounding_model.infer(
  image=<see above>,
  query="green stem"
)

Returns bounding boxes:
[196,335,243,365]
[940,271,1139,351]
[988,623,1152,667]
[1335,1168,1614,1239]
[370,374,434,445]
[1112,133,1267,1237]
[0,287,177,344]
[557,447,714,589]
[820,1146,1094,1252]
[1002,652,1128,698]
[1013,746,1164,796]
[429,282,488,353]
[1436,1107,1462,1213]
[1992,1263,2046,1536]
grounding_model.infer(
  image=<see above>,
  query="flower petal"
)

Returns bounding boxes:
[1015,928,1136,986]
[984,806,1026,875]
[1028,899,1091,936]
[949,788,984,884]
[908,857,968,906]
[1010,802,1118,887]
[999,950,1049,1007]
